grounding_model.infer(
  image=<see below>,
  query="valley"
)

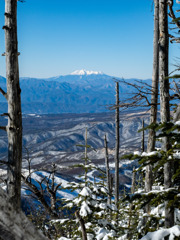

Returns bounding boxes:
[0,111,150,188]
[0,71,152,196]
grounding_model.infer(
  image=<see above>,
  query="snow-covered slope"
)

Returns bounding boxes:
[0,111,151,171]
[0,111,148,220]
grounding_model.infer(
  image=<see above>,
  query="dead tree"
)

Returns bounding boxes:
[46,164,62,212]
[0,0,22,209]
[104,134,111,205]
[167,1,180,121]
[0,187,47,240]
[23,146,37,184]
[131,167,136,195]
[147,0,159,157]
[85,128,88,185]
[22,174,59,219]
[145,0,159,214]
[127,167,136,240]
[114,81,120,206]
[168,0,180,43]
[159,0,174,227]
[75,210,87,240]
[110,175,113,198]
[109,79,152,110]
[141,119,145,153]
[21,164,62,219]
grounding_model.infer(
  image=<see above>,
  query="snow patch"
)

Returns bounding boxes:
[140,225,180,240]
[70,69,103,75]
[58,237,71,240]
[134,151,141,155]
[80,201,92,217]
[80,187,92,197]
[141,151,162,157]
[175,120,180,126]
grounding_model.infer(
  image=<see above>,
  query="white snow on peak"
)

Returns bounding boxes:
[70,69,103,75]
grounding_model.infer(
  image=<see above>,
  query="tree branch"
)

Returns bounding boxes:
[170,37,180,43]
[0,126,7,131]
[108,78,155,111]
[21,174,58,219]
[0,87,7,100]
[168,0,180,29]
[173,79,180,95]
[0,160,8,165]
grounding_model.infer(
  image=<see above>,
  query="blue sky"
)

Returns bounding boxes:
[0,0,179,79]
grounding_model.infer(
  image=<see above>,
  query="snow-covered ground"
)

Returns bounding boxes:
[0,111,150,169]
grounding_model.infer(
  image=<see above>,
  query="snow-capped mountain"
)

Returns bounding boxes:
[70,69,103,75]
[0,71,151,114]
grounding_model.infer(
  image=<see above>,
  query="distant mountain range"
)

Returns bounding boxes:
[0,70,151,114]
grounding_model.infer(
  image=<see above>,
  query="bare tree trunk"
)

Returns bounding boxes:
[131,167,136,195]
[147,0,159,154]
[3,0,22,209]
[159,0,174,227]
[114,81,120,206]
[173,104,180,122]
[50,163,56,212]
[141,119,145,153]
[127,168,136,240]
[84,128,88,185]
[145,0,159,213]
[110,174,113,196]
[75,211,87,240]
[172,79,180,122]
[104,134,111,205]
[22,175,59,219]
[46,164,61,213]
[0,187,47,240]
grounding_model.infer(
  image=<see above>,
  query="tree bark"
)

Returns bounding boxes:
[159,0,174,227]
[84,128,88,185]
[4,0,22,209]
[75,211,87,240]
[114,81,120,206]
[145,0,159,213]
[127,168,136,240]
[0,187,47,240]
[173,104,180,122]
[46,165,62,213]
[147,0,159,151]
[131,167,136,195]
[141,119,145,153]
[104,134,111,205]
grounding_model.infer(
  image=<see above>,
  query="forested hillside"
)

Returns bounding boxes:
[0,74,152,114]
